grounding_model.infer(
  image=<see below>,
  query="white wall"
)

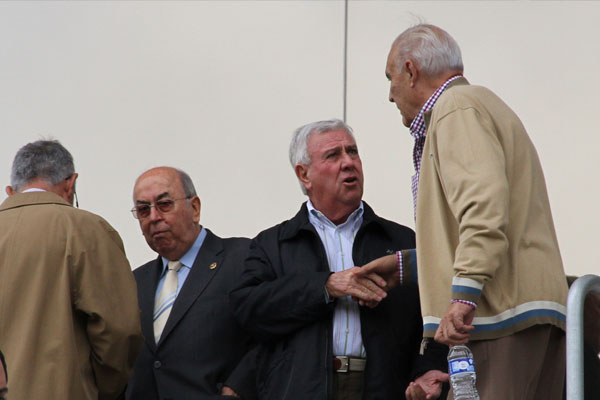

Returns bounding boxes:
[1,1,598,277]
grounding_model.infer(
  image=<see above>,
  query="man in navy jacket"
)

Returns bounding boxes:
[230,120,447,400]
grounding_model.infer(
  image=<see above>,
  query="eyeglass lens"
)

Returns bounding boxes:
[135,200,175,218]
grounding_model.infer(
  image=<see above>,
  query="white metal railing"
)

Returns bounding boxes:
[566,274,600,400]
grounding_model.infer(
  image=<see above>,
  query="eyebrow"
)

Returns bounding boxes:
[135,192,170,204]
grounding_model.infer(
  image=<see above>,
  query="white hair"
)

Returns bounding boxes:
[392,24,463,77]
[289,119,355,195]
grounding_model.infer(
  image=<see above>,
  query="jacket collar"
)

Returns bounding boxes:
[279,201,382,241]
[0,191,71,212]
[424,76,470,127]
[145,228,225,348]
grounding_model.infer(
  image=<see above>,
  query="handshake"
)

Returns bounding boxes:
[324,253,400,308]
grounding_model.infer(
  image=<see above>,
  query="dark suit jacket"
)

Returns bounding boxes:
[126,229,256,400]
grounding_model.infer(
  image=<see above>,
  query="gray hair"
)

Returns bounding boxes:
[10,139,75,192]
[176,168,197,198]
[289,119,355,195]
[392,24,463,78]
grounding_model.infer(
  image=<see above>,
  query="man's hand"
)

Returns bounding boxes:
[405,370,449,400]
[356,254,400,290]
[220,386,240,398]
[434,302,475,345]
[325,267,387,306]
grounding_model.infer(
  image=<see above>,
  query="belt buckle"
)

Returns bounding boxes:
[334,356,349,373]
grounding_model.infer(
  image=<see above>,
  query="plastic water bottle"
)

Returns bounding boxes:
[448,345,479,400]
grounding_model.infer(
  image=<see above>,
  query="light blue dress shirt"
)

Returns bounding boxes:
[154,227,207,301]
[307,200,366,358]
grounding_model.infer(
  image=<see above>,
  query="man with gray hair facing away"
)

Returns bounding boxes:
[0,139,143,400]
[231,119,448,400]
[360,24,568,399]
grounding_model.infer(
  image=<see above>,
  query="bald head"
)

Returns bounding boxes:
[386,24,464,127]
[390,24,463,80]
[133,167,201,260]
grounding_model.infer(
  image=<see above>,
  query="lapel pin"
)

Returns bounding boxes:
[209,262,217,270]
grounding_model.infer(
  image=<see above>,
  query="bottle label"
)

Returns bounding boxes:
[449,357,475,374]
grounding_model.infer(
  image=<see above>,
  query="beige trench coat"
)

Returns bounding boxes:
[0,192,142,399]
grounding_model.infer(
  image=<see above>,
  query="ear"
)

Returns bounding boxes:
[404,59,419,87]
[5,186,14,196]
[63,173,78,204]
[295,164,311,192]
[190,196,201,224]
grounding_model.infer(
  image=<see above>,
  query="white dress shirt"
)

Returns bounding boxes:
[307,200,366,358]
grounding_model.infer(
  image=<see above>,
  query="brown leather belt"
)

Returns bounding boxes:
[333,356,366,373]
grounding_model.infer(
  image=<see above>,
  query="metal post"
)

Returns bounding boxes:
[342,0,348,123]
[566,274,600,400]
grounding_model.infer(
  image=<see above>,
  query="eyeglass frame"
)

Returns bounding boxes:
[130,196,193,219]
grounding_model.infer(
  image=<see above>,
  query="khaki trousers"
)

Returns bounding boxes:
[449,324,565,400]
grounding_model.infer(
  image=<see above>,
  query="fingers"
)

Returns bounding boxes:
[435,321,470,345]
[405,382,428,400]
[434,304,475,345]
[326,268,388,302]
[356,273,388,299]
[365,272,388,289]
[220,386,240,397]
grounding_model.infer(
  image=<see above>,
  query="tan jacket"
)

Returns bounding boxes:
[0,192,143,399]
[413,78,568,340]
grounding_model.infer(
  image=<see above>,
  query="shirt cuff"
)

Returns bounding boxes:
[397,249,418,284]
[324,287,335,304]
[451,298,478,309]
[397,251,403,284]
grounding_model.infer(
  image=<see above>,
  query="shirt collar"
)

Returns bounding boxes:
[409,74,464,139]
[306,199,364,229]
[160,226,207,273]
[22,188,47,193]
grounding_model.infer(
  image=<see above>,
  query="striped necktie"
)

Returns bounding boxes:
[153,260,182,343]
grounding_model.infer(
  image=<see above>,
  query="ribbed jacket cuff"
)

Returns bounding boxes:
[451,276,483,303]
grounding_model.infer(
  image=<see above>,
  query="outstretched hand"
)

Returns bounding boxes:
[325,266,388,307]
[405,370,449,400]
[351,254,400,307]
[356,254,400,290]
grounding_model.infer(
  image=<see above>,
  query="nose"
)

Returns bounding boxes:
[148,205,163,222]
[340,151,355,168]
[388,87,394,103]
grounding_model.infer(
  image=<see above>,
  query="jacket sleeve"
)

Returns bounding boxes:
[223,346,258,400]
[433,105,510,304]
[70,217,143,400]
[229,236,335,341]
[410,339,448,379]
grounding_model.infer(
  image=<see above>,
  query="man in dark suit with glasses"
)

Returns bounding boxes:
[126,166,256,400]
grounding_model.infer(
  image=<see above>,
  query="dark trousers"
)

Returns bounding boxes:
[333,371,363,400]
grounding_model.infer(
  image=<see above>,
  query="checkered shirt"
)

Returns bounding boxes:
[409,74,463,219]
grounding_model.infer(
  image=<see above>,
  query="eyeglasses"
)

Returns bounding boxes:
[131,197,191,219]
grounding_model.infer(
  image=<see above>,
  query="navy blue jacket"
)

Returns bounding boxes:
[230,203,447,400]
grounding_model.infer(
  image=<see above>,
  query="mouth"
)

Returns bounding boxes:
[151,230,169,238]
[342,176,359,185]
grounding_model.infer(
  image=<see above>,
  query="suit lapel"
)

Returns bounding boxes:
[157,231,224,345]
[138,257,163,352]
